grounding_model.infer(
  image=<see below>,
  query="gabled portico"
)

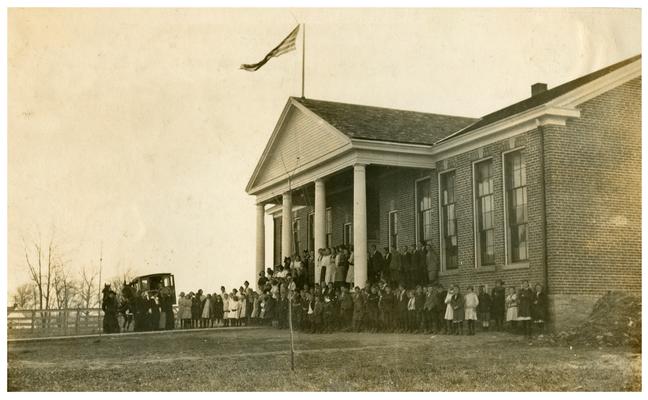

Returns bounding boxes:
[246,97,473,288]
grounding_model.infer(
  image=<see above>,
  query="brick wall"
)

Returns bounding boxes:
[432,131,547,293]
[542,77,641,326]
[269,77,641,330]
[374,167,434,252]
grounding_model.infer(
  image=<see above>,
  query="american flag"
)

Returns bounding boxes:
[240,25,300,72]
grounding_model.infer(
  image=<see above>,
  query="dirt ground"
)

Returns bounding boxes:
[7,327,642,391]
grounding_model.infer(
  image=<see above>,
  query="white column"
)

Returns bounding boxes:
[353,164,368,288]
[314,179,326,251]
[281,191,293,261]
[255,204,265,281]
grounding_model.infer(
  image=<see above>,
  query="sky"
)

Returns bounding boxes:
[7,8,641,297]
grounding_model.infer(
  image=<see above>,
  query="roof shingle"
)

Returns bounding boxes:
[293,97,477,145]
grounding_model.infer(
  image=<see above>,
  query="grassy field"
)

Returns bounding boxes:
[7,327,642,391]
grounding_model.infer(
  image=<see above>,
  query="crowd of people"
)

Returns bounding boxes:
[170,243,548,338]
[102,285,177,333]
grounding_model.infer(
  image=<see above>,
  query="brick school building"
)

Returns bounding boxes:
[245,55,641,329]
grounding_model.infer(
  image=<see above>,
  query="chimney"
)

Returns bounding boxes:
[531,82,548,97]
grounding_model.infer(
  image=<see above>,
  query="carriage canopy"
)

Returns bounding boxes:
[129,273,177,305]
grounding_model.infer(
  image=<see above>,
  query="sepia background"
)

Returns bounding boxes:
[7,8,641,300]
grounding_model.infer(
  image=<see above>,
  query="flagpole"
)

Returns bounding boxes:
[301,23,306,98]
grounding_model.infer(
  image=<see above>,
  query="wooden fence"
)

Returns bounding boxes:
[7,307,180,339]
[7,308,104,339]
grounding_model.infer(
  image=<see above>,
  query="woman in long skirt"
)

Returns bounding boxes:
[201,294,212,328]
[444,286,454,334]
[345,248,355,289]
[531,283,547,334]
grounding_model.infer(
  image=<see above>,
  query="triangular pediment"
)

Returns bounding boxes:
[246,98,351,194]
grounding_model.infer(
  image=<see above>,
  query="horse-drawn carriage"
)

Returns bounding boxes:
[128,273,177,305]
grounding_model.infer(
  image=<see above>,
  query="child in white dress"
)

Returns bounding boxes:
[464,286,479,335]
[505,286,518,332]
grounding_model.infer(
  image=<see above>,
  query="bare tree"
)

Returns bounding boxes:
[12,283,35,310]
[77,266,99,310]
[22,232,59,310]
[52,265,77,310]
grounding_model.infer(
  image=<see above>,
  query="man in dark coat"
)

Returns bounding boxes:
[160,290,174,330]
[369,245,384,284]
[133,292,148,332]
[399,246,409,286]
[414,243,427,286]
[383,247,392,282]
[402,245,415,287]
[379,285,395,332]
[491,280,506,331]
[390,246,402,285]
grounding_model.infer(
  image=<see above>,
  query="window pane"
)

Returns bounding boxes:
[518,244,527,261]
[474,160,494,266]
[518,224,527,242]
[505,150,528,263]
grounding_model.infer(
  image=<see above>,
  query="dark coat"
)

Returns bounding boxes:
[397,290,409,315]
[379,291,395,314]
[451,293,465,322]
[102,295,119,334]
[339,292,353,312]
[277,297,289,321]
[369,251,384,278]
[414,250,427,282]
[313,302,324,324]
[264,296,275,320]
[352,293,365,317]
[415,293,426,312]
[436,289,448,314]
[414,250,426,271]
[477,292,492,313]
[531,290,547,321]
[403,251,413,272]
[517,288,534,318]
[213,298,224,319]
[191,297,201,320]
[149,298,160,330]
[384,252,392,270]
[491,286,506,317]
[389,252,402,283]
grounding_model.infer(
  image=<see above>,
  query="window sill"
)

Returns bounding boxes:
[475,265,496,272]
[502,262,530,270]
[439,269,460,276]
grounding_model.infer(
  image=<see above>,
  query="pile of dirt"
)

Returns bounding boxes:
[551,291,641,351]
